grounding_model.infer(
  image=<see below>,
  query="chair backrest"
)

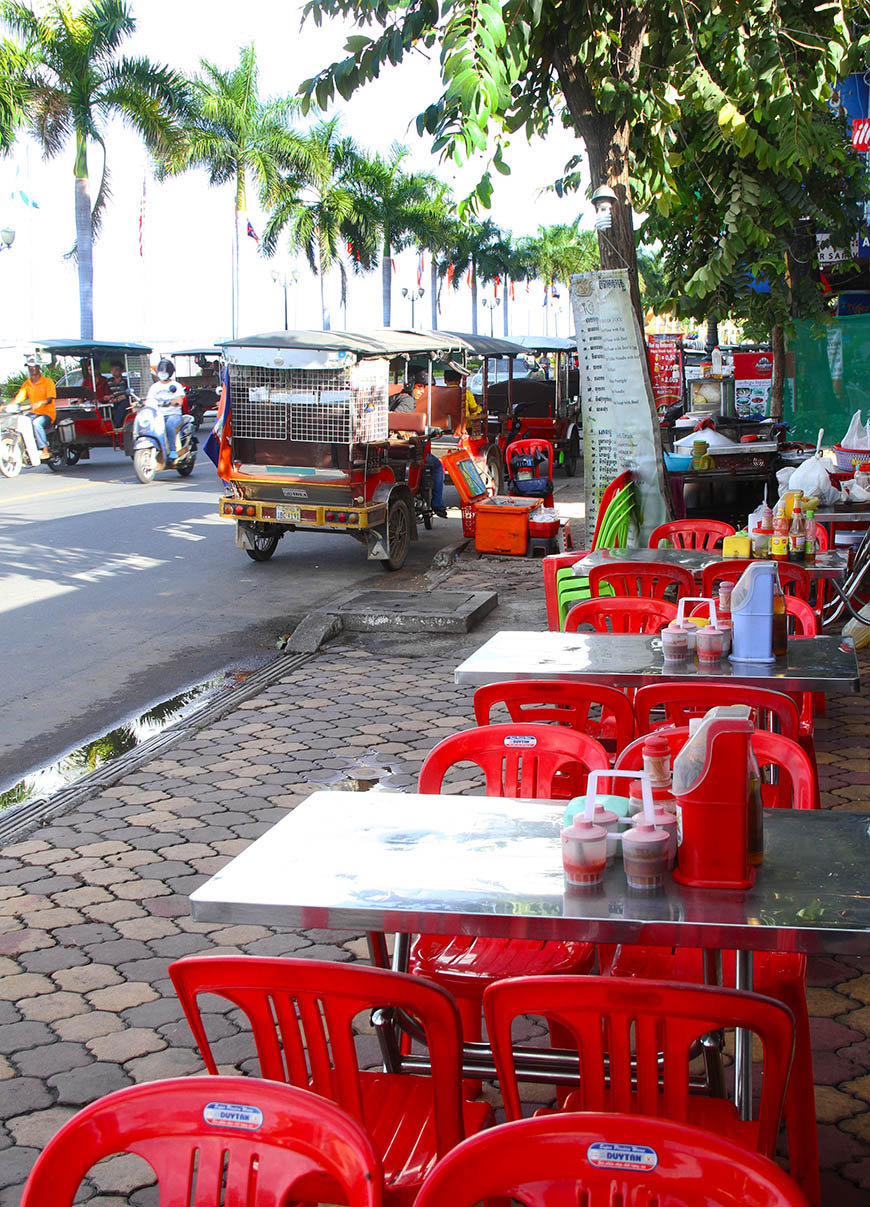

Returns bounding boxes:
[412,1113,810,1207]
[815,523,829,551]
[589,560,696,601]
[649,519,736,551]
[20,1075,382,1207]
[701,560,810,601]
[473,679,635,752]
[483,976,794,1159]
[785,594,819,636]
[614,725,816,810]
[542,551,589,630]
[565,596,676,634]
[169,956,466,1159]
[633,683,800,740]
[417,723,610,797]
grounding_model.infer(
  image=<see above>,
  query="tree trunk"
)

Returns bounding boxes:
[74,137,93,340]
[382,234,391,325]
[319,240,330,330]
[503,283,510,338]
[234,169,247,339]
[471,257,478,335]
[430,259,439,329]
[770,323,785,419]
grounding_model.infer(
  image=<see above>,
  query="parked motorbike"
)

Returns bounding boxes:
[0,407,66,478]
[130,392,198,484]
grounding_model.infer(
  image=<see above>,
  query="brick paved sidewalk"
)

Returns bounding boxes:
[2,544,870,1204]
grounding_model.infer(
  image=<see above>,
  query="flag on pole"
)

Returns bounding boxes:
[11,164,38,209]
[391,257,396,274]
[510,281,515,301]
[447,263,455,286]
[138,175,146,257]
[247,220,259,244]
[204,366,233,479]
[466,268,472,287]
[416,252,424,289]
[493,274,500,298]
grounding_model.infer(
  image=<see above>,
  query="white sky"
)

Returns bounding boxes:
[0,0,594,369]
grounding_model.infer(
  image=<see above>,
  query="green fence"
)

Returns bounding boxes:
[785,314,870,444]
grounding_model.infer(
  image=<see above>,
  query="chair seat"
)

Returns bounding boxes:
[360,1071,493,1203]
[411,936,595,995]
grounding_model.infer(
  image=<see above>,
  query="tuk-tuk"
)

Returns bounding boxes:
[216,329,473,570]
[33,339,152,464]
[427,331,530,492]
[172,347,222,430]
[493,335,581,476]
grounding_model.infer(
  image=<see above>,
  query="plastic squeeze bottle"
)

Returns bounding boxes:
[771,502,788,560]
[788,500,805,563]
[772,569,788,657]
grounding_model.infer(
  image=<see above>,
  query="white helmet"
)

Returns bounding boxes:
[25,354,41,368]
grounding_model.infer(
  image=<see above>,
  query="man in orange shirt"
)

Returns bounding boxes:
[12,357,56,458]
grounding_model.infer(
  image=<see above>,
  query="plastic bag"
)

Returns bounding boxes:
[842,410,868,450]
[841,479,870,503]
[787,455,839,504]
[843,603,870,650]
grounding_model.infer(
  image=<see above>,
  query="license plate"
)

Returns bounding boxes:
[276,505,301,522]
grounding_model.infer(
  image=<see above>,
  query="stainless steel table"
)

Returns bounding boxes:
[570,547,848,583]
[190,792,870,954]
[453,630,861,693]
[191,792,870,1123]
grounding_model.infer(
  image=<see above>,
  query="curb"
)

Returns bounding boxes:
[0,651,313,847]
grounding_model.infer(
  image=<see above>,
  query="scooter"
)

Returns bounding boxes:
[0,407,65,477]
[130,392,198,483]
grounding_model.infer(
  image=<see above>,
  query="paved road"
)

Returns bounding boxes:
[0,449,462,788]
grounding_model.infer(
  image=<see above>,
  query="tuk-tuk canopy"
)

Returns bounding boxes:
[172,347,222,358]
[439,331,529,357]
[220,329,475,358]
[33,338,152,358]
[512,335,575,353]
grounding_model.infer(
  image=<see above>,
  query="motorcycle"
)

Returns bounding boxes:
[130,390,198,484]
[0,407,66,478]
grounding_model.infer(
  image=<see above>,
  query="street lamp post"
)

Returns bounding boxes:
[271,268,299,331]
[482,296,501,337]
[401,286,424,328]
[0,228,16,254]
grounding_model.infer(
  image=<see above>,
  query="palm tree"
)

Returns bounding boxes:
[521,223,599,334]
[0,37,31,151]
[162,42,313,337]
[355,144,438,326]
[3,0,190,339]
[443,217,502,335]
[410,178,455,330]
[262,118,371,330]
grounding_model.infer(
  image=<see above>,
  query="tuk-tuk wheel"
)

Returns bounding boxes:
[383,497,411,571]
[563,431,580,477]
[485,449,504,494]
[65,448,81,466]
[246,532,280,562]
[192,407,204,431]
[45,449,65,473]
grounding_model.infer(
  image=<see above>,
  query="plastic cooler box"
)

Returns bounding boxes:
[474,496,539,555]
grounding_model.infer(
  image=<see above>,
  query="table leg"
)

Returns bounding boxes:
[734,949,754,1121]
[701,949,726,1098]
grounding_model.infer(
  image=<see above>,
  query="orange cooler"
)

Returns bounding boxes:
[474,496,538,555]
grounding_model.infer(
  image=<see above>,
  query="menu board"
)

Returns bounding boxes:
[733,350,773,419]
[571,270,671,545]
[647,334,684,410]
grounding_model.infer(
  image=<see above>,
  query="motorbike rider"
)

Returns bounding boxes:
[9,356,56,459]
[143,358,184,456]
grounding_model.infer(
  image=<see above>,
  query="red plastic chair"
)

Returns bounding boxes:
[614,726,816,811]
[701,559,811,601]
[473,678,635,760]
[483,976,794,1161]
[785,594,818,636]
[417,722,610,798]
[412,725,610,1043]
[633,682,800,741]
[542,550,590,631]
[589,559,696,601]
[649,518,736,550]
[20,1076,382,1207]
[505,438,555,507]
[169,957,491,1206]
[565,595,676,634]
[413,1114,811,1207]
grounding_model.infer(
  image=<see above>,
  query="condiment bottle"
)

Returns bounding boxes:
[717,582,733,621]
[788,500,805,562]
[748,741,764,867]
[804,509,817,565]
[772,568,788,657]
[561,819,607,889]
[642,732,672,790]
[770,503,788,560]
[760,495,773,532]
[622,823,670,891]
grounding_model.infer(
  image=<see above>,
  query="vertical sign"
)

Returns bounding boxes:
[647,334,684,411]
[571,270,671,545]
[733,350,774,419]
